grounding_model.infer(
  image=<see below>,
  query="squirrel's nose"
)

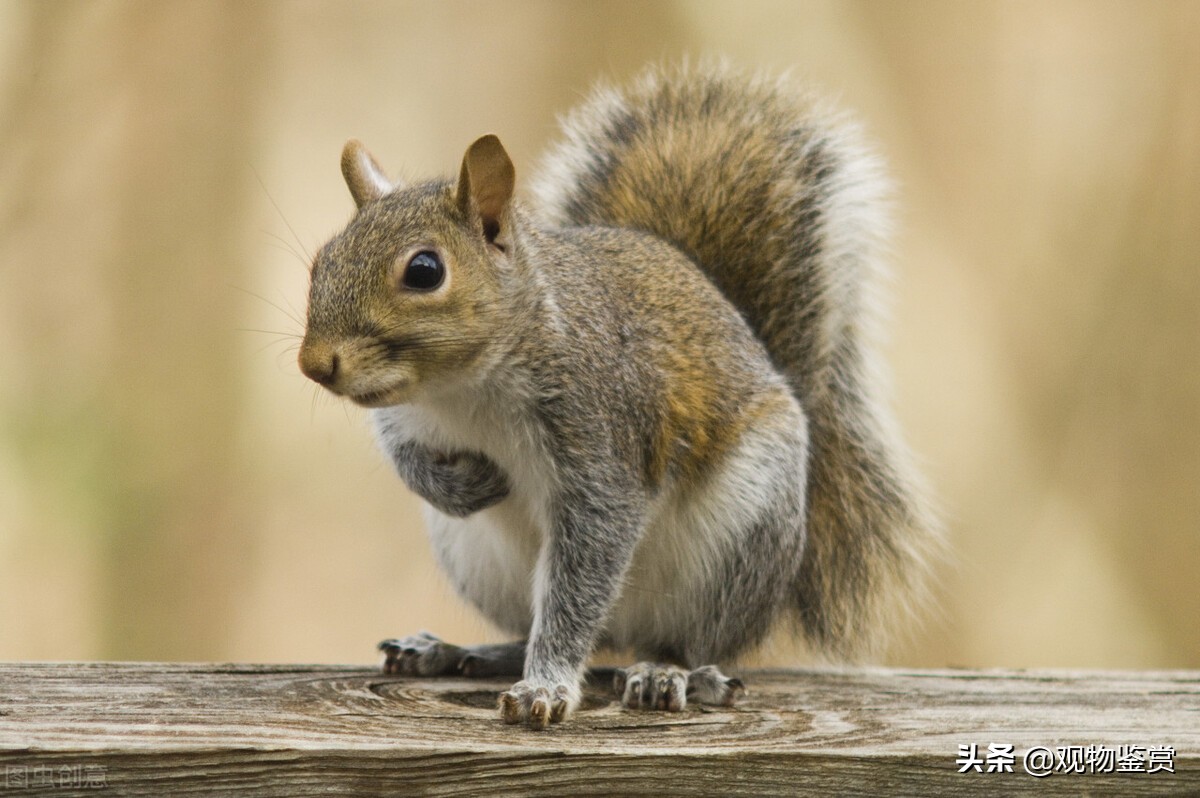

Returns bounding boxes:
[299,343,339,386]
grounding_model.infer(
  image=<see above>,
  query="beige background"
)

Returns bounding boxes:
[1,0,1197,669]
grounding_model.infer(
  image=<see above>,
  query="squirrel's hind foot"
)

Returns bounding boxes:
[613,662,745,711]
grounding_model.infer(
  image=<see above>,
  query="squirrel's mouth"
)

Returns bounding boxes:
[347,382,410,408]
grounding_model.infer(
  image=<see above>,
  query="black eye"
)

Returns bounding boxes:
[401,250,445,291]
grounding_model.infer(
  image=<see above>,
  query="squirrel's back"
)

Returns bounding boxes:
[533,62,941,660]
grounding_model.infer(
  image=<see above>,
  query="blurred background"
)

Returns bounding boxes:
[1,0,1197,670]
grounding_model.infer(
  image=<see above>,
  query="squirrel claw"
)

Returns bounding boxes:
[498,680,575,729]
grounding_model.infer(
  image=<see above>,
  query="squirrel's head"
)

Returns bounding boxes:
[299,136,517,407]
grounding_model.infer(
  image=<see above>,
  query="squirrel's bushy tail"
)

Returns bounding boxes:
[532,61,941,660]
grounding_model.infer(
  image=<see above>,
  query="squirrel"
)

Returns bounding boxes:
[298,62,940,729]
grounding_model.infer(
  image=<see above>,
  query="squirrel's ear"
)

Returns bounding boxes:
[341,139,395,208]
[456,134,515,246]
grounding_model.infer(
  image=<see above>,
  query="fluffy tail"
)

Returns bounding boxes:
[532,62,941,660]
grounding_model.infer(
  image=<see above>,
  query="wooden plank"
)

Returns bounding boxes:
[1,663,1196,796]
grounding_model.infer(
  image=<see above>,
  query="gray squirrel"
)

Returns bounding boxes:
[298,62,940,729]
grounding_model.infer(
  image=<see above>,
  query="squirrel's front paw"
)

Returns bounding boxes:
[614,662,745,711]
[498,679,579,730]
[378,632,466,676]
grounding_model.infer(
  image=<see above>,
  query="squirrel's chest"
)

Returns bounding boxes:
[372,398,554,528]
[372,399,553,634]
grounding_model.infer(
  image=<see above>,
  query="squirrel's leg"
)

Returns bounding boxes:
[498,480,645,730]
[379,632,525,677]
[386,440,510,518]
[606,411,804,713]
[613,663,745,711]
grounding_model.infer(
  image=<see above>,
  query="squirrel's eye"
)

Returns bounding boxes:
[401,250,445,291]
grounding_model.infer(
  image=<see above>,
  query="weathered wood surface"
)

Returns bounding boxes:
[0,663,1196,796]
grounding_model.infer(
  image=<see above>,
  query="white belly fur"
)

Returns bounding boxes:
[373,399,789,650]
[605,420,787,651]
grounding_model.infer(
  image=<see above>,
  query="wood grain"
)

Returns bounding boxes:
[1,663,1196,796]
